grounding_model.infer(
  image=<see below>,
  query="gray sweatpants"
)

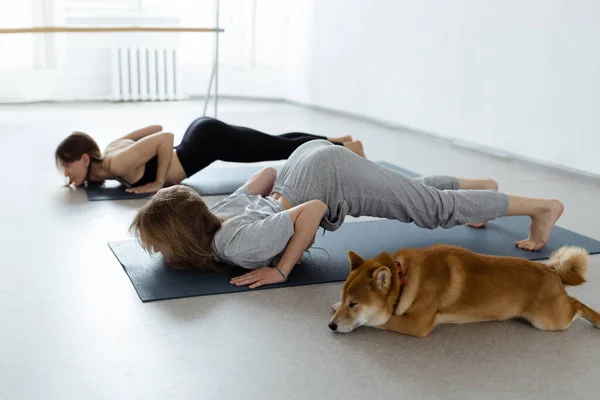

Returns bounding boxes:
[272,140,509,231]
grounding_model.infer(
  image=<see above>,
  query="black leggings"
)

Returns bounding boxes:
[175,117,342,177]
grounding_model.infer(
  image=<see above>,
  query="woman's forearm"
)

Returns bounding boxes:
[154,133,174,183]
[276,200,327,277]
[123,125,163,141]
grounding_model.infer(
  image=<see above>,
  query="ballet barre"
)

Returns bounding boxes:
[0,20,224,116]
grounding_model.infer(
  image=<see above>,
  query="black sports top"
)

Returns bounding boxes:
[126,155,158,187]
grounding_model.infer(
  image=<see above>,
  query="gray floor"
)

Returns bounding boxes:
[1,100,599,400]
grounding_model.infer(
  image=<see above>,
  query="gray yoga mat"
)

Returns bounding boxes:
[84,161,418,201]
[109,217,600,302]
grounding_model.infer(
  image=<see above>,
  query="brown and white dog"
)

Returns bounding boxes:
[329,244,600,337]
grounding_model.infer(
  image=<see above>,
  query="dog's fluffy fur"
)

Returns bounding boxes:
[329,245,599,337]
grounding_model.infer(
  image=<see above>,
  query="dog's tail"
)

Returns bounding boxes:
[547,246,589,286]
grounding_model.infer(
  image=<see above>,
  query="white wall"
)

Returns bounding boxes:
[284,0,600,176]
[4,0,599,175]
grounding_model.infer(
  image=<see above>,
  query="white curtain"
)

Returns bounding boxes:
[32,0,67,69]
[0,0,66,101]
[0,0,34,72]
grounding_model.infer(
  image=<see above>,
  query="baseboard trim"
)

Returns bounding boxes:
[284,99,600,183]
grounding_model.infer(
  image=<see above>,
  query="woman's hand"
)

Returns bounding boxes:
[229,200,326,290]
[230,267,286,289]
[126,180,165,194]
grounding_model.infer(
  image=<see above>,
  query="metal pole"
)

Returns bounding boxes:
[214,0,220,117]
[202,64,215,116]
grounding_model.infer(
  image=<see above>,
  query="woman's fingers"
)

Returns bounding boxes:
[230,267,287,288]
[230,272,261,286]
[249,280,265,289]
[230,272,253,282]
[231,268,285,289]
[232,277,259,287]
[248,272,284,289]
[126,186,154,194]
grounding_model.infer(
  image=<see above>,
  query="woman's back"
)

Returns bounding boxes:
[102,138,156,186]
[104,138,134,155]
[210,185,295,269]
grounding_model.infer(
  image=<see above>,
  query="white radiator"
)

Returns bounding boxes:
[110,47,184,102]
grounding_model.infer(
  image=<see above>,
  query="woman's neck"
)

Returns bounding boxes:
[87,160,113,182]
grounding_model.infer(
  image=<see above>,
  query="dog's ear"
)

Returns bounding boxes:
[372,266,392,292]
[348,250,364,271]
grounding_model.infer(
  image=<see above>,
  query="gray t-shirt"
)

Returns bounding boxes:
[210,185,295,269]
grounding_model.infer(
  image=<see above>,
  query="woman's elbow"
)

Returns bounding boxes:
[262,167,277,182]
[310,199,327,214]
[259,167,277,192]
[161,132,175,145]
[296,200,327,225]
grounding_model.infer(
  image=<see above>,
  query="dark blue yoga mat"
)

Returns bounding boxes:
[109,217,600,302]
[84,181,150,201]
[84,165,281,201]
[85,160,417,201]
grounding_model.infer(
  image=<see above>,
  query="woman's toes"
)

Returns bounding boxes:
[487,179,499,190]
[467,222,487,228]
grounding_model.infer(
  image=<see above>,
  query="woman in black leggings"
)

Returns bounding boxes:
[55,117,365,194]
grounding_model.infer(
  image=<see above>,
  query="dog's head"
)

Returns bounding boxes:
[329,250,399,333]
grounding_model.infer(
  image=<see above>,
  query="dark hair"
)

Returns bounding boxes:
[55,131,103,172]
[129,185,226,272]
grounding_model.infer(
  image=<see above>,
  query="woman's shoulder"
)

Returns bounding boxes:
[209,186,252,213]
[211,218,243,258]
[104,138,134,154]
[211,216,265,269]
[212,210,265,247]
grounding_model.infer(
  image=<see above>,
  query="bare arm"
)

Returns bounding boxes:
[230,199,328,288]
[121,125,163,141]
[108,132,174,192]
[275,200,327,277]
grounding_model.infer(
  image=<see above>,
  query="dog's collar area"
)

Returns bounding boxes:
[393,261,406,313]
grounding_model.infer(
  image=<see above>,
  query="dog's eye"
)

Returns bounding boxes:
[349,301,358,308]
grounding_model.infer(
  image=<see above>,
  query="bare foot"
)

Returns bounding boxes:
[466,222,487,228]
[516,200,564,251]
[328,135,353,143]
[343,140,366,158]
[459,178,499,191]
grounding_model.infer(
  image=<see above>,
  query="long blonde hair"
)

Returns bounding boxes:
[129,185,226,272]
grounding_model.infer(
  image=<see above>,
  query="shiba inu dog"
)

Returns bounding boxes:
[329,245,599,337]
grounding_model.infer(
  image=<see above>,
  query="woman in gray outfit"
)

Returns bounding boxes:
[130,140,564,289]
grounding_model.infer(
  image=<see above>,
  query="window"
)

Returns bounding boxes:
[64,0,163,14]
[0,0,291,101]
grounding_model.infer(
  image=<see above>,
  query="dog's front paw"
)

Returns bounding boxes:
[331,301,341,314]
